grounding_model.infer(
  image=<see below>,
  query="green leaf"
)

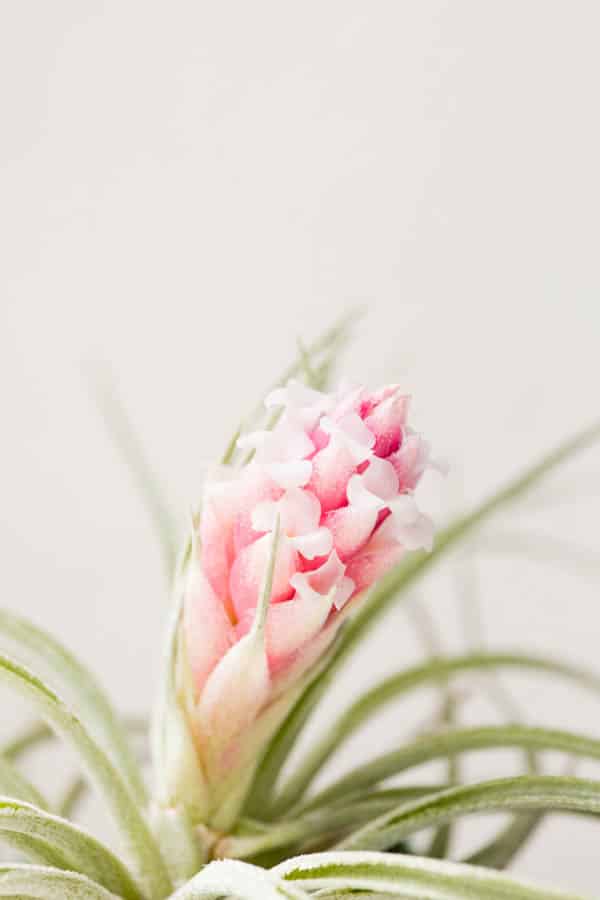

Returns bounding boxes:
[464,812,542,868]
[169,859,311,899]
[270,650,600,815]
[220,788,452,861]
[150,574,208,881]
[336,775,600,852]
[58,776,89,820]
[273,850,587,900]
[0,755,48,809]
[89,364,179,576]
[300,724,600,812]
[0,863,121,899]
[0,653,172,900]
[2,720,53,760]
[0,797,143,899]
[0,609,147,808]
[249,418,600,817]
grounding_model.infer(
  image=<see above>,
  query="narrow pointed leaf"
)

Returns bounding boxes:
[273,851,587,900]
[0,863,120,899]
[0,756,47,809]
[0,796,142,899]
[337,775,600,851]
[464,812,542,868]
[0,653,171,899]
[0,609,146,807]
[300,724,600,812]
[90,366,178,575]
[271,650,600,814]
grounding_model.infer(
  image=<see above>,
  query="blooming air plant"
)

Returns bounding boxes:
[1,314,600,900]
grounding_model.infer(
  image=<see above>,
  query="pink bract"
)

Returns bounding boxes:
[183,379,436,756]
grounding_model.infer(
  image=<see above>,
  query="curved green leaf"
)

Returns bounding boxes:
[272,651,600,815]
[245,420,600,817]
[1,720,53,759]
[221,788,450,860]
[299,724,600,813]
[0,653,171,899]
[337,775,600,851]
[150,575,208,882]
[0,863,120,899]
[0,796,142,899]
[273,850,587,900]
[0,609,146,807]
[464,812,542,868]
[90,365,179,576]
[0,755,47,808]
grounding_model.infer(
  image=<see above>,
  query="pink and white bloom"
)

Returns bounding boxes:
[171,379,437,828]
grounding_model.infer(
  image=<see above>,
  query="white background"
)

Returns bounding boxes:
[1,2,599,892]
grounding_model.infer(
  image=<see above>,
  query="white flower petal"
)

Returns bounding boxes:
[332,575,355,610]
[321,412,375,464]
[265,378,331,412]
[265,460,312,489]
[362,457,399,501]
[346,473,388,512]
[279,487,321,535]
[291,527,333,560]
[394,511,435,551]
[389,493,420,524]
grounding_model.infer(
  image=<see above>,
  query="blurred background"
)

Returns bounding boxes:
[1,1,599,890]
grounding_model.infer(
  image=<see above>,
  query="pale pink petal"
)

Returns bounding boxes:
[308,440,356,512]
[364,390,410,457]
[361,456,400,501]
[321,412,375,464]
[265,591,334,671]
[290,550,354,606]
[232,469,282,555]
[345,538,404,596]
[183,561,235,695]
[323,504,379,561]
[359,384,401,418]
[389,430,430,491]
[264,459,312,489]
[330,384,366,419]
[265,379,333,422]
[290,527,333,560]
[279,488,321,535]
[230,533,297,620]
[376,496,435,552]
[237,418,314,465]
[200,479,242,605]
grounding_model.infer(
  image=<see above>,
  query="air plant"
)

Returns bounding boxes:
[1,312,599,900]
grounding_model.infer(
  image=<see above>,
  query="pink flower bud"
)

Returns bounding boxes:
[175,380,436,828]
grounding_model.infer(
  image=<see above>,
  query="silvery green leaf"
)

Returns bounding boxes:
[464,811,542,868]
[0,755,47,809]
[273,851,588,900]
[0,863,121,899]
[0,609,146,808]
[300,725,600,813]
[0,796,142,899]
[90,365,179,576]
[0,653,171,900]
[336,775,600,852]
[271,650,600,815]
